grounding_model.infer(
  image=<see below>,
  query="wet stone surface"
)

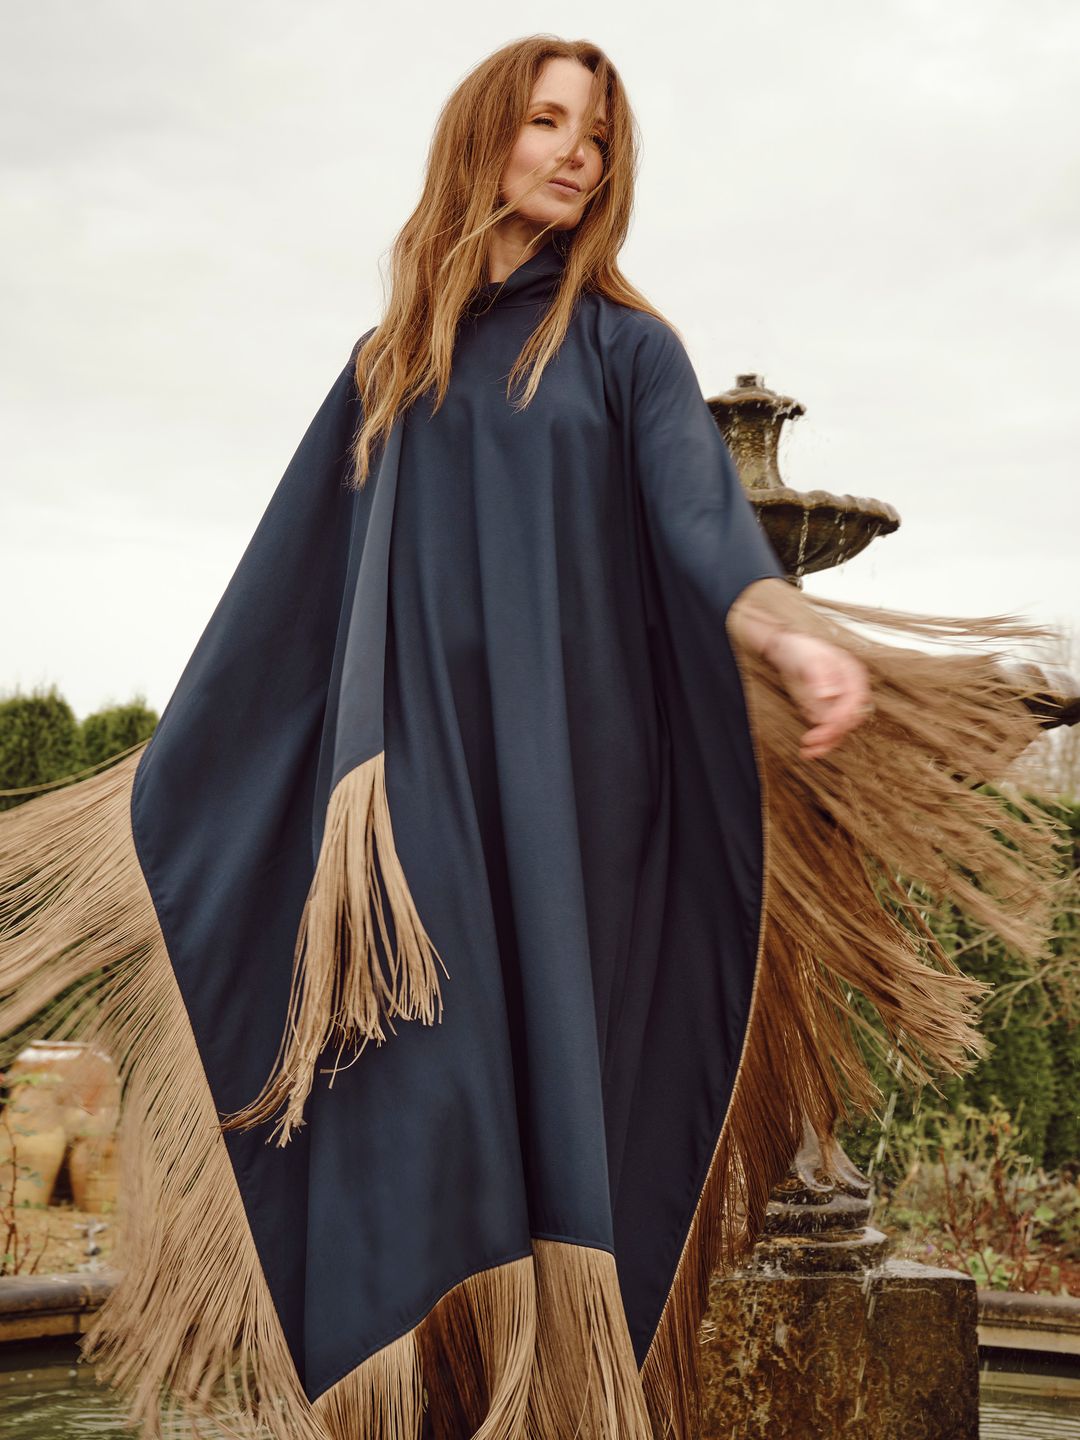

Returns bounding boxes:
[701,1257,979,1439]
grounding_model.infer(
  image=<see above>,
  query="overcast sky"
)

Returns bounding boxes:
[3,0,1077,719]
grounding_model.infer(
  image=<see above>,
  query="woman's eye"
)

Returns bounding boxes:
[529,116,607,151]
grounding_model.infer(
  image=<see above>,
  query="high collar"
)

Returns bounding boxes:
[467,232,571,313]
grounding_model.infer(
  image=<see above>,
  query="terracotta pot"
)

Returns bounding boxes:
[68,1133,119,1212]
[1,1040,121,1211]
[7,1041,120,1140]
[0,1114,67,1207]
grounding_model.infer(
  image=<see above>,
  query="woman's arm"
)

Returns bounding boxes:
[623,311,873,762]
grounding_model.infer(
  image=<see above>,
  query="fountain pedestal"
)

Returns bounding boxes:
[699,1130,978,1438]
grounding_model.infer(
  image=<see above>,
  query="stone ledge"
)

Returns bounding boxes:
[977,1287,1080,1358]
[0,1269,1076,1363]
[0,1269,118,1342]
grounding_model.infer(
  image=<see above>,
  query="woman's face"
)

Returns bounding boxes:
[499,58,607,231]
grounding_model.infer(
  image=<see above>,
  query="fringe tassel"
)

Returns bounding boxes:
[0,749,328,1440]
[0,749,654,1438]
[220,752,448,1146]
[321,1242,651,1440]
[639,590,1071,1440]
[0,750,151,1039]
[0,753,650,1438]
[0,598,1070,1440]
[525,1240,653,1440]
[313,1332,425,1440]
[415,1255,536,1439]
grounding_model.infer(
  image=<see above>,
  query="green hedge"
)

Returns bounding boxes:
[0,688,158,812]
[0,687,159,1069]
[0,688,84,812]
[81,699,158,768]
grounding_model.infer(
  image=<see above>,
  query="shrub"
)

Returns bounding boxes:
[0,689,84,813]
[843,790,1080,1177]
[867,1099,1080,1296]
[80,699,158,768]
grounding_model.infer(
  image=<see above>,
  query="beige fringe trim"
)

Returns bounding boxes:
[314,1240,653,1440]
[0,749,327,1440]
[363,1241,653,1440]
[639,589,1071,1440]
[0,752,651,1438]
[0,595,1070,1440]
[220,752,448,1146]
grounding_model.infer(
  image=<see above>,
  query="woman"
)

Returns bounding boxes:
[0,35,1063,1440]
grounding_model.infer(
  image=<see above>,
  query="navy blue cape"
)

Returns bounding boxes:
[129,233,785,1415]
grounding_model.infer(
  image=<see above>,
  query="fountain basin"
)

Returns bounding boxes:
[704,378,902,577]
[748,485,900,576]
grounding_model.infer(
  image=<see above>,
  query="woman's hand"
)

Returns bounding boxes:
[763,630,875,760]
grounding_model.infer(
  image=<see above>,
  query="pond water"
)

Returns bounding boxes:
[1,1340,1079,1437]
[980,1392,1080,1438]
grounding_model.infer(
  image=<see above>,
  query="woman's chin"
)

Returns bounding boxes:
[527,209,580,234]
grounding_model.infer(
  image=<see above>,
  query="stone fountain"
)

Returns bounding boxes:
[699,375,1079,1440]
[709,374,900,579]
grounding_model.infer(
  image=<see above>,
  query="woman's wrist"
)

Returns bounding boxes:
[728,578,839,668]
[729,579,795,659]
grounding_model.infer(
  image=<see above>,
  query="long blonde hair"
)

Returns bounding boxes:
[349,35,672,488]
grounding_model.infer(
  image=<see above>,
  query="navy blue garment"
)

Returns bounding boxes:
[130,232,785,1403]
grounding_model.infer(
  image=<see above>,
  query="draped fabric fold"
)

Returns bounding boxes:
[0,235,1066,1438]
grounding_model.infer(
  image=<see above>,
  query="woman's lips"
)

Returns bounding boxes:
[547,179,581,196]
